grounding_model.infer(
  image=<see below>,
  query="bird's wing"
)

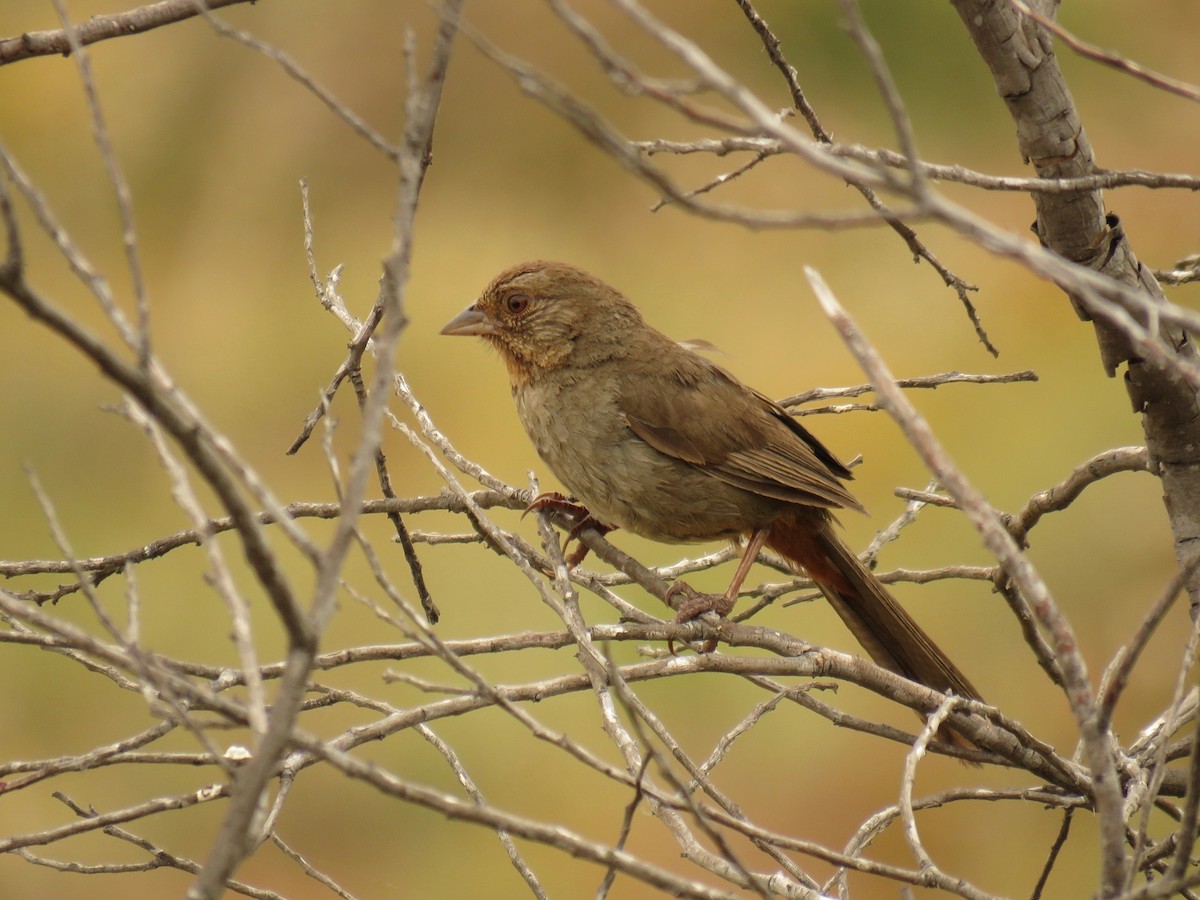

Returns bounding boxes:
[616,346,863,513]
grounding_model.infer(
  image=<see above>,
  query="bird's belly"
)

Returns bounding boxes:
[516,383,778,543]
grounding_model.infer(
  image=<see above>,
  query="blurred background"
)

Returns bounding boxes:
[0,0,1197,896]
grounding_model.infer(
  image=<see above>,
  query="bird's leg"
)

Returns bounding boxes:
[668,529,768,653]
[670,528,768,622]
[723,526,769,606]
[523,491,614,567]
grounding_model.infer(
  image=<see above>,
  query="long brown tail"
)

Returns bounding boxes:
[766,509,982,750]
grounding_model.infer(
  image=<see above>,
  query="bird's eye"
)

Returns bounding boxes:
[505,293,530,315]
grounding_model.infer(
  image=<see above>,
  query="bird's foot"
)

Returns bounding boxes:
[668,582,737,622]
[665,582,735,654]
[523,490,583,520]
[523,491,613,567]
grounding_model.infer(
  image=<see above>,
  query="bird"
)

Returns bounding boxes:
[442,260,982,749]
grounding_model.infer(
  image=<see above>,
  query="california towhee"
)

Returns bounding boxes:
[442,261,982,746]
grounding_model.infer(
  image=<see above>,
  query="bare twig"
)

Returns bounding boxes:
[806,266,1128,884]
[1009,0,1200,104]
[895,695,993,900]
[195,5,399,160]
[732,0,994,352]
[780,369,1039,409]
[1031,809,1075,900]
[1008,447,1151,546]
[0,0,256,65]
[637,137,1200,194]
[189,4,466,896]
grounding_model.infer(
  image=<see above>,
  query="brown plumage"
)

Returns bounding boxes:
[442,261,982,750]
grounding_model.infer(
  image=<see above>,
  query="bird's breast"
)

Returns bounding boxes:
[513,373,780,543]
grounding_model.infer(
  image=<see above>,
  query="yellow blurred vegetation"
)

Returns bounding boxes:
[0,1,1197,897]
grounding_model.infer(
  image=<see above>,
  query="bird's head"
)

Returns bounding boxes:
[441,261,642,383]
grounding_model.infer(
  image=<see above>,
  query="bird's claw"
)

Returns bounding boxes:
[523,491,613,567]
[669,582,737,623]
[665,582,735,655]
[522,491,582,520]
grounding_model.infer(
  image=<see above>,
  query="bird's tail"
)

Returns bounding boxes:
[765,509,982,752]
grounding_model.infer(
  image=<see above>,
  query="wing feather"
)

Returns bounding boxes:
[618,344,862,513]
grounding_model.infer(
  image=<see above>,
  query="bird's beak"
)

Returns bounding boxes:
[440,303,495,337]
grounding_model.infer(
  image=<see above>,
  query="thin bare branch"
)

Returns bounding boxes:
[1009,0,1200,104]
[637,137,1200,193]
[806,266,1129,880]
[0,0,255,65]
